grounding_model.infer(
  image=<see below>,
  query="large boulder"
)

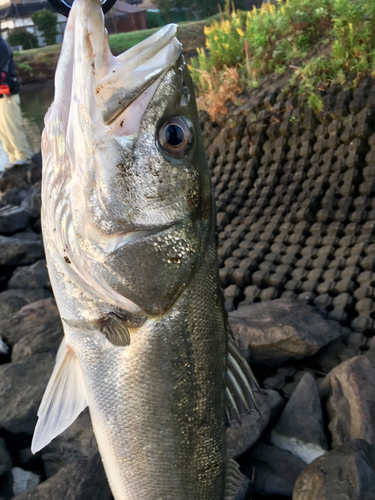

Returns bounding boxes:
[293,439,375,500]
[229,298,340,365]
[0,353,54,435]
[270,372,328,464]
[242,443,306,497]
[0,235,44,266]
[321,355,375,447]
[8,259,50,290]
[0,299,61,348]
[0,205,29,235]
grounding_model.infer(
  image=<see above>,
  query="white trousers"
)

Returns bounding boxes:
[0,94,31,162]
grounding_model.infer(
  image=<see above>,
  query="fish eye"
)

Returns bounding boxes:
[158,116,193,159]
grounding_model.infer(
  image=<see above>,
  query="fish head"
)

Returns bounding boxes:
[42,0,215,317]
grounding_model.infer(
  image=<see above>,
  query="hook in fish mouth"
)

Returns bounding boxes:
[46,0,117,17]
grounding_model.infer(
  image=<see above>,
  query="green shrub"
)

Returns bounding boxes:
[7,28,38,50]
[191,0,375,114]
[146,10,165,28]
[32,9,58,46]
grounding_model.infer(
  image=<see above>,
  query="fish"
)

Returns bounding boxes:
[31,0,258,498]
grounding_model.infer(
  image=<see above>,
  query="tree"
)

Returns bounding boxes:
[7,28,38,50]
[32,9,58,46]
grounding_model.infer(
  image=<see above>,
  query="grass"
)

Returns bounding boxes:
[190,0,375,117]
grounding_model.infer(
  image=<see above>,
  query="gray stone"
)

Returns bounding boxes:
[293,439,375,500]
[0,289,52,323]
[229,298,340,365]
[242,443,305,497]
[12,454,112,500]
[0,337,9,356]
[21,183,41,220]
[262,388,286,424]
[0,353,54,434]
[270,373,328,464]
[41,409,98,478]
[0,188,28,207]
[10,468,40,496]
[0,205,29,235]
[0,438,12,478]
[0,235,44,266]
[12,230,40,241]
[226,390,271,458]
[8,260,50,290]
[0,299,61,348]
[322,355,375,448]
[0,164,29,193]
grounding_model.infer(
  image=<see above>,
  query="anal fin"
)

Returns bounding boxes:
[31,338,87,454]
[225,459,251,500]
[226,330,259,423]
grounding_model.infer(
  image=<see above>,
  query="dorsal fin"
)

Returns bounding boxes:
[31,338,87,454]
[226,329,259,423]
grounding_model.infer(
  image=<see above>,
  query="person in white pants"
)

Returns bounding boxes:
[0,36,31,168]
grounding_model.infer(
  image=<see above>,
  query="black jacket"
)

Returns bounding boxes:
[0,36,16,78]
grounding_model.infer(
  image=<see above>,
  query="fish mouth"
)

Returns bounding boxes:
[95,24,182,127]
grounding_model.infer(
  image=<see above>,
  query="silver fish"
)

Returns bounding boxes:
[31,0,258,498]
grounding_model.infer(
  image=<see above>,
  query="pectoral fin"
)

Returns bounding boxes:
[31,338,87,454]
[226,331,259,423]
[225,459,251,500]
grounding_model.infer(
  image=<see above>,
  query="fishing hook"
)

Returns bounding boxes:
[46,0,117,18]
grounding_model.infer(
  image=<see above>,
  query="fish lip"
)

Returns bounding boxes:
[101,223,178,260]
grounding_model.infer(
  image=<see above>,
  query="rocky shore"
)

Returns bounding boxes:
[1,74,375,499]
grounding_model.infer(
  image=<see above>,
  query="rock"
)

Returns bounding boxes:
[12,319,62,361]
[321,355,375,448]
[0,235,44,266]
[8,260,50,290]
[229,298,340,365]
[292,439,375,500]
[0,336,9,356]
[12,230,40,241]
[0,299,61,348]
[0,468,41,497]
[21,183,41,220]
[241,443,305,497]
[262,388,286,424]
[226,390,271,458]
[0,353,54,434]
[0,289,52,323]
[270,373,328,464]
[0,438,12,478]
[0,205,29,235]
[0,293,29,322]
[0,164,29,193]
[0,188,29,207]
[41,409,98,478]
[12,454,112,500]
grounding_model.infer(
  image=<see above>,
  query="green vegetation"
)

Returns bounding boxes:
[32,9,58,46]
[191,0,375,114]
[7,28,38,50]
